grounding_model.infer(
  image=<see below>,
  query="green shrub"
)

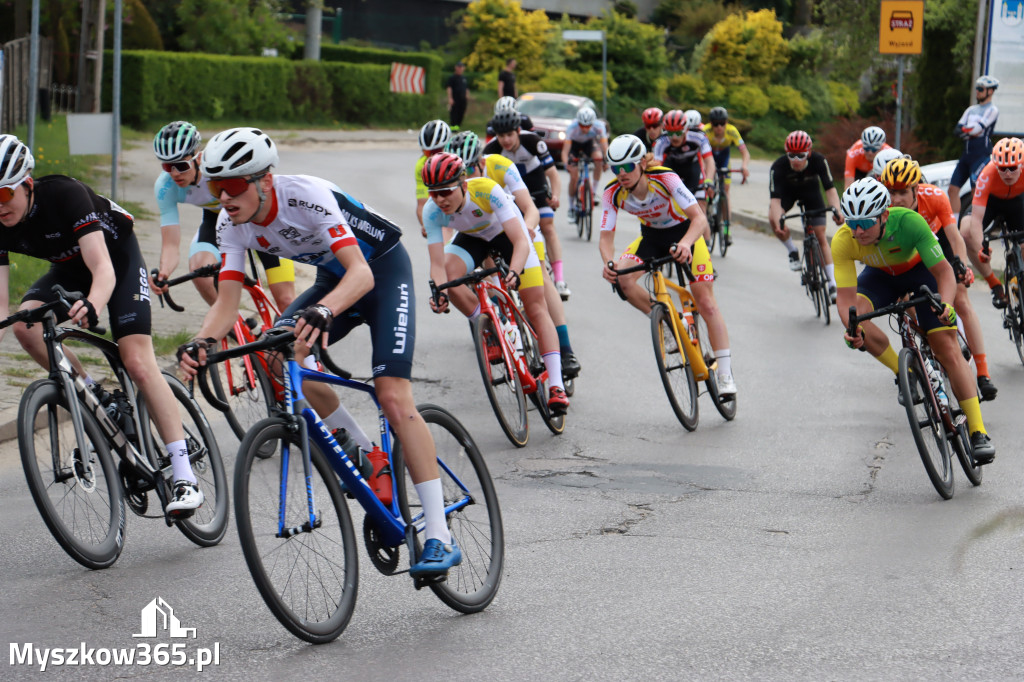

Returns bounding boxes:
[767,84,809,120]
[827,81,859,117]
[727,83,770,118]
[665,73,705,105]
[743,115,788,153]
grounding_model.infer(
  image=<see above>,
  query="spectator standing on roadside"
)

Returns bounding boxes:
[446,61,469,130]
[498,58,517,99]
[949,75,1000,215]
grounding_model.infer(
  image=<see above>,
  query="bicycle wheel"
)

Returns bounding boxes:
[234,418,358,644]
[801,241,821,317]
[582,182,593,241]
[897,348,954,499]
[208,336,276,442]
[18,379,126,569]
[394,404,504,613]
[510,301,564,435]
[949,411,983,487]
[811,238,831,325]
[717,191,730,257]
[141,373,229,547]
[573,182,584,239]
[694,310,737,421]
[1005,274,1024,367]
[650,303,699,430]
[706,200,719,255]
[471,314,529,447]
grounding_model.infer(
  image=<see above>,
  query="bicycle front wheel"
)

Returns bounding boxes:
[650,304,698,430]
[949,413,983,487]
[811,237,831,325]
[897,349,954,499]
[1005,275,1024,367]
[717,191,730,257]
[694,310,737,421]
[582,182,593,241]
[471,314,529,447]
[394,404,504,613]
[234,418,358,644]
[18,379,125,569]
[802,240,822,319]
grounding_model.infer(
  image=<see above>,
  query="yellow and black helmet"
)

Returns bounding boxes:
[880,157,922,191]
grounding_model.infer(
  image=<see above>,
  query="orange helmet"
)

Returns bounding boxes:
[992,137,1024,167]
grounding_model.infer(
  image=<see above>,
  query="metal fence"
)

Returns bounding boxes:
[2,36,53,132]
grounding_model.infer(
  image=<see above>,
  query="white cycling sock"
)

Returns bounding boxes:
[469,304,481,320]
[542,351,564,390]
[825,263,836,285]
[714,349,732,376]
[166,439,196,484]
[784,238,797,253]
[414,479,451,544]
[324,404,373,452]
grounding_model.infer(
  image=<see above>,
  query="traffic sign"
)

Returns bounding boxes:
[879,0,924,55]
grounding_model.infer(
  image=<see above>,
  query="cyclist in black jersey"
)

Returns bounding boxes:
[0,134,204,515]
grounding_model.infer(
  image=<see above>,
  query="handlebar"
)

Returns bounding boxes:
[429,255,512,311]
[847,285,943,334]
[610,253,696,282]
[779,206,839,225]
[152,263,260,312]
[0,285,107,335]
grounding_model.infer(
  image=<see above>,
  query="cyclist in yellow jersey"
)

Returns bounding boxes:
[445,131,581,379]
[836,178,994,463]
[414,120,452,236]
[707,107,750,244]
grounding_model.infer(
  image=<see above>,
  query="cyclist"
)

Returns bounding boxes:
[414,119,452,233]
[483,111,570,300]
[178,128,461,576]
[599,135,737,396]
[0,134,204,514]
[962,137,1024,311]
[767,130,844,300]
[633,107,665,150]
[561,106,609,219]
[653,110,716,225]
[880,157,998,401]
[949,75,1000,215]
[421,152,570,414]
[485,96,533,143]
[150,121,296,310]
[844,126,892,190]
[869,147,905,180]
[836,177,995,463]
[706,106,751,246]
[445,131,581,380]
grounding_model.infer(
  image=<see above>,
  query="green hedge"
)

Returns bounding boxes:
[102,50,443,127]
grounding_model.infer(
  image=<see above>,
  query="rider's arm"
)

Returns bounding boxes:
[768,198,784,232]
[0,264,8,343]
[702,148,716,185]
[513,187,540,234]
[194,278,244,343]
[928,259,959,312]
[738,143,750,182]
[73,231,116,327]
[318,242,374,318]
[545,165,561,208]
[502,215,531,275]
[825,187,844,224]
[843,147,858,186]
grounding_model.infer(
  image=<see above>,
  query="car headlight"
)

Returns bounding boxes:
[557,131,566,141]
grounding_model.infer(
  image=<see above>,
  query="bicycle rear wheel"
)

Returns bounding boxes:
[234,418,358,644]
[208,336,276,442]
[717,191,730,257]
[394,404,504,613]
[706,201,719,255]
[694,310,737,421]
[801,241,821,318]
[510,301,564,435]
[18,379,125,569]
[582,182,593,241]
[811,238,831,325]
[650,303,699,430]
[949,411,983,487]
[897,348,954,499]
[471,314,529,446]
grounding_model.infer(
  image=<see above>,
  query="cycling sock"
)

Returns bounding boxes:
[166,440,197,484]
[84,375,97,387]
[975,353,989,378]
[877,345,900,375]
[551,260,564,282]
[783,238,797,254]
[542,351,564,390]
[556,324,571,348]
[714,349,731,376]
[324,404,373,452]
[959,396,986,435]
[414,479,451,544]
[986,273,1001,289]
[825,263,836,285]
[469,304,481,320]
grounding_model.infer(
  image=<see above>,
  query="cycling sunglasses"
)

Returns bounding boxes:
[161,160,192,173]
[787,152,808,160]
[0,183,21,203]
[645,123,662,129]
[428,185,460,198]
[611,162,637,175]
[862,145,881,153]
[976,86,988,92]
[207,175,262,198]
[847,217,878,231]
[997,165,1020,174]
[711,122,726,127]
[667,130,686,137]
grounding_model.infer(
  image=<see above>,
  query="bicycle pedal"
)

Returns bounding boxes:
[412,574,447,590]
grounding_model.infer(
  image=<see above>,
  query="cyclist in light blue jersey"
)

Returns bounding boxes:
[561,107,608,215]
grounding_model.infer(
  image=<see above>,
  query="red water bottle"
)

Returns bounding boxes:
[366,446,393,506]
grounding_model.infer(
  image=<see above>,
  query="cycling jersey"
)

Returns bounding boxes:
[707,123,744,151]
[482,131,555,212]
[844,140,894,182]
[564,120,608,144]
[832,207,944,286]
[913,183,956,234]
[653,133,712,197]
[769,152,835,219]
[414,154,430,200]
[154,171,219,227]
[599,167,697,232]
[481,154,527,195]
[957,101,998,154]
[631,127,665,151]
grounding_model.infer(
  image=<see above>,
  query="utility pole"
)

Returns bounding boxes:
[304,1,322,61]
[76,0,105,112]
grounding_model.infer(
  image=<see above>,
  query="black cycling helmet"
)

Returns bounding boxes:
[709,107,728,124]
[491,111,522,134]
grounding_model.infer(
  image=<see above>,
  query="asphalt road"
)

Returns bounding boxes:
[1,139,1023,680]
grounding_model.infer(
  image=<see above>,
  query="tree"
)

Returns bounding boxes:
[696,9,789,87]
[564,10,670,100]
[176,0,291,56]
[457,0,555,84]
[652,0,734,68]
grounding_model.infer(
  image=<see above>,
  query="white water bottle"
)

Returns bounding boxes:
[925,360,949,407]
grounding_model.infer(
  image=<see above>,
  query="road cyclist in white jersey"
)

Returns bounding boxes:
[150,121,295,310]
[599,134,738,396]
[422,151,570,415]
[445,131,582,382]
[561,106,608,216]
[176,127,462,577]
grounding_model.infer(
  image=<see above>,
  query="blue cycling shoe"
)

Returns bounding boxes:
[409,538,462,577]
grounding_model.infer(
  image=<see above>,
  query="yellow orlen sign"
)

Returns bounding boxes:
[879,0,924,54]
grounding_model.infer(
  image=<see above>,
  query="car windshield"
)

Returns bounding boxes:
[517,98,579,120]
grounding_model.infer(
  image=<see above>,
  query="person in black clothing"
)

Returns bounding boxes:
[767,130,844,299]
[446,61,469,129]
[486,96,533,140]
[498,58,517,99]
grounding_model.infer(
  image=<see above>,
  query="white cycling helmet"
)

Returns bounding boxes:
[861,126,886,149]
[871,148,905,178]
[684,109,703,130]
[606,134,647,165]
[0,134,34,188]
[841,177,891,221]
[200,127,278,178]
[418,119,451,152]
[576,106,597,126]
[976,75,999,90]
[494,96,518,115]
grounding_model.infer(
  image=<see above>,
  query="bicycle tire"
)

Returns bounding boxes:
[234,418,358,644]
[650,303,699,430]
[582,182,593,241]
[510,300,564,435]
[1005,273,1024,368]
[950,413,983,487]
[811,237,831,325]
[140,373,229,547]
[394,404,504,613]
[471,314,529,447]
[706,199,719,254]
[801,240,820,317]
[18,379,126,569]
[717,191,730,257]
[694,310,737,421]
[208,336,276,443]
[897,348,954,499]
